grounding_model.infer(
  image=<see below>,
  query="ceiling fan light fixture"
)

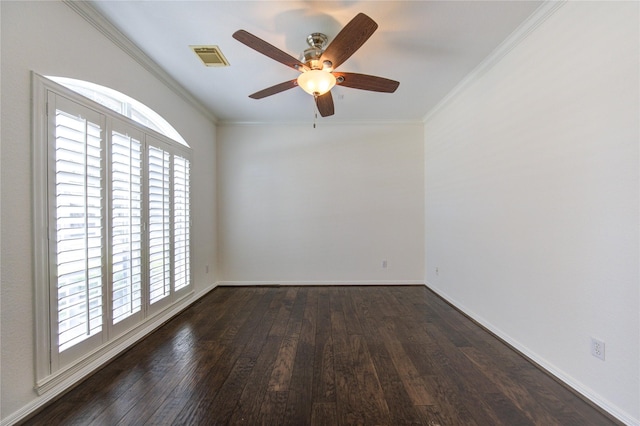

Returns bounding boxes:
[297,69,336,96]
[233,13,398,118]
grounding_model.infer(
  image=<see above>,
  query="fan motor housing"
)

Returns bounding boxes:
[301,33,329,69]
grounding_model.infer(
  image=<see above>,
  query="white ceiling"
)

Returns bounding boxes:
[89,1,542,123]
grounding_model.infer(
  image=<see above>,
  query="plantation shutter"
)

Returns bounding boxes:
[173,156,190,291]
[111,126,143,325]
[52,98,105,354]
[148,145,171,305]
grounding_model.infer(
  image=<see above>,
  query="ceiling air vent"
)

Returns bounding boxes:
[190,45,230,67]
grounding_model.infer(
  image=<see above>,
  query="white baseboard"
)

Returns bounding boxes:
[217,280,426,286]
[194,281,219,298]
[1,282,219,426]
[424,282,638,426]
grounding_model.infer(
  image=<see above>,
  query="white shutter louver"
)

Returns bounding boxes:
[148,146,171,304]
[173,156,190,291]
[111,131,142,324]
[54,109,104,352]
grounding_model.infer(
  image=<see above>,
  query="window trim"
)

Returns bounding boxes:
[32,73,193,392]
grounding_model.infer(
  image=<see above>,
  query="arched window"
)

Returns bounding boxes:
[47,76,188,146]
[33,74,192,386]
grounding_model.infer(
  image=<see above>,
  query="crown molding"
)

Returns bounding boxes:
[422,0,566,123]
[63,0,219,124]
[217,119,424,127]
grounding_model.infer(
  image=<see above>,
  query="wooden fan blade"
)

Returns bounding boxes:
[249,80,298,99]
[315,92,335,117]
[233,30,306,71]
[320,13,378,70]
[333,72,399,93]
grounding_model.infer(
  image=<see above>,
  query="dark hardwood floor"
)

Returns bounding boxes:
[23,286,620,425]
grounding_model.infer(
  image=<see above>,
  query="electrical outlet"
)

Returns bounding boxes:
[591,337,605,361]
[382,260,388,269]
[435,267,439,276]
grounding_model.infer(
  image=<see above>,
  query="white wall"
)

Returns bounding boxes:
[218,123,424,284]
[424,2,639,424]
[0,1,217,422]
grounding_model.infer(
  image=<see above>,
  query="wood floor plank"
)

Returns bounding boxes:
[174,288,274,424]
[114,329,208,425]
[226,335,285,425]
[366,341,425,425]
[258,391,288,425]
[460,345,568,425]
[268,287,299,337]
[310,402,338,426]
[23,286,622,426]
[341,288,364,336]
[351,288,424,424]
[226,289,290,424]
[330,291,367,425]
[311,288,336,404]
[349,334,391,424]
[376,319,435,406]
[267,288,306,392]
[423,322,527,425]
[203,355,256,424]
[283,288,317,425]
[415,404,449,426]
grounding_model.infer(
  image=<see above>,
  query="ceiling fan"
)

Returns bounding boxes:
[232,13,399,118]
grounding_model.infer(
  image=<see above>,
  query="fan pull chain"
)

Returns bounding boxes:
[312,96,318,129]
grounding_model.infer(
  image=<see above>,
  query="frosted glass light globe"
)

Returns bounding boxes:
[297,70,336,96]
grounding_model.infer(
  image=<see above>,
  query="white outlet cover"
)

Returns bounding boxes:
[591,337,605,361]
